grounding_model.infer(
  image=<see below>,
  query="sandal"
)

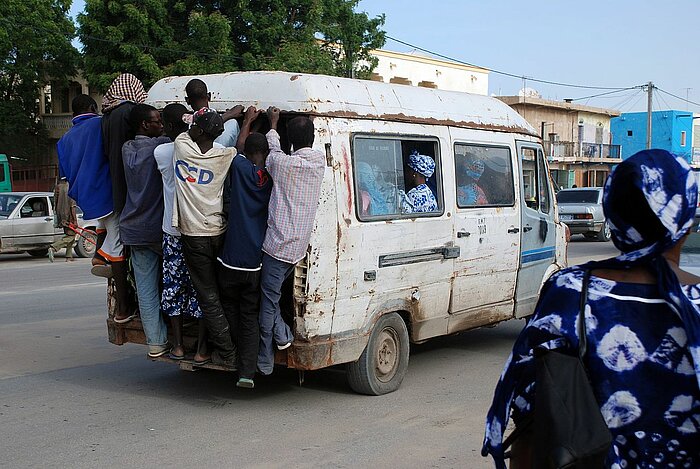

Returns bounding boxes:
[193,355,211,366]
[113,313,137,324]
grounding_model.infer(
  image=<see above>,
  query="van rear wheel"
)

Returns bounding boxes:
[346,312,409,395]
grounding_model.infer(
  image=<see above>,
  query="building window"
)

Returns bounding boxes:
[454,144,514,208]
[681,131,687,147]
[627,130,633,137]
[353,136,442,221]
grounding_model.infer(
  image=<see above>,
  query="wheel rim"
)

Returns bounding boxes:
[375,326,399,383]
[82,233,96,256]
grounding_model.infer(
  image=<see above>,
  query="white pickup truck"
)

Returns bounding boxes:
[0,191,96,258]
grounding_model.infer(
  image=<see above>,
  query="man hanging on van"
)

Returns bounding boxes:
[257,107,325,376]
[184,79,242,148]
[173,108,238,367]
[154,103,207,363]
[401,151,438,213]
[120,104,171,357]
[217,107,272,388]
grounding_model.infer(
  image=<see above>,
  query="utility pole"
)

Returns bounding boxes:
[646,81,653,149]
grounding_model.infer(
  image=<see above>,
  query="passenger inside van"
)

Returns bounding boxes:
[456,154,489,206]
[401,151,438,213]
[356,162,390,216]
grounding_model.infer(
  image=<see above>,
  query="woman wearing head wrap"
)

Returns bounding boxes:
[357,162,390,216]
[457,157,489,206]
[401,151,438,214]
[482,149,700,468]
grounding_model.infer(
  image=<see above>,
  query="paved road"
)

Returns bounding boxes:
[0,241,615,468]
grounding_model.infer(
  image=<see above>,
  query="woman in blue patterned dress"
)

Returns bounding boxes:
[483,149,700,469]
[402,151,438,213]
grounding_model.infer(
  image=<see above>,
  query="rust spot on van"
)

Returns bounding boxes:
[341,147,353,213]
[306,110,536,136]
[290,75,301,81]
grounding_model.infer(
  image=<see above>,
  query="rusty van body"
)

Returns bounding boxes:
[106,71,567,395]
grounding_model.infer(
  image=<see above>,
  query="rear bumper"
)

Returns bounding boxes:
[564,220,603,234]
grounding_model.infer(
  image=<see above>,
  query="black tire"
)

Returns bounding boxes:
[27,248,49,257]
[346,312,410,395]
[74,228,97,258]
[596,221,611,242]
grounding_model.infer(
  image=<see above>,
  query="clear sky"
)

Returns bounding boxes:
[69,0,699,113]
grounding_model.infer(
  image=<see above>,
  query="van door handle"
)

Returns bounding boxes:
[523,225,533,232]
[508,227,520,234]
[457,230,471,238]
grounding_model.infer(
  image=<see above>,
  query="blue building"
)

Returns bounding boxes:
[611,110,694,161]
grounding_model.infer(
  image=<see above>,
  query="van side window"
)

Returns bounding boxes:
[454,144,514,207]
[353,136,442,220]
[521,147,551,214]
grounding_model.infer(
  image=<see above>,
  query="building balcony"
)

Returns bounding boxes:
[544,140,621,163]
[41,113,73,139]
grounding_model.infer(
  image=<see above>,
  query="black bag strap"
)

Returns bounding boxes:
[578,269,591,360]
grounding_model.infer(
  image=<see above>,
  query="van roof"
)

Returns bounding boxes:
[147,71,538,136]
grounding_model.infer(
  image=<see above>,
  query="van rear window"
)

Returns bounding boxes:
[556,190,599,204]
[352,136,442,220]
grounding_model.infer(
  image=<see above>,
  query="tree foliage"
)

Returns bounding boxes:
[78,0,386,91]
[0,0,79,161]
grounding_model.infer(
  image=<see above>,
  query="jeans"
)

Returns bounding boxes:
[130,246,168,346]
[181,235,236,360]
[257,252,295,375]
[217,264,261,379]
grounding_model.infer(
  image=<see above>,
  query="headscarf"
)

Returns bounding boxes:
[465,160,485,181]
[583,149,700,387]
[101,73,147,112]
[356,162,389,215]
[407,151,435,179]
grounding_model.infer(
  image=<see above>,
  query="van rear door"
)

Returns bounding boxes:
[514,142,557,317]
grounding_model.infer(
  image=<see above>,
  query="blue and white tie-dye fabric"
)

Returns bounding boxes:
[483,150,700,468]
[161,233,202,318]
[401,184,438,213]
[483,267,700,468]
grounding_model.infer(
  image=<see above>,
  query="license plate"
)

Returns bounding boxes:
[560,214,573,221]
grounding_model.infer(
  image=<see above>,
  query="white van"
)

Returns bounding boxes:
[107,71,567,395]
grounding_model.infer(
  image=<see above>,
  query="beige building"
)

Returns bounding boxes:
[497,95,621,188]
[369,49,489,95]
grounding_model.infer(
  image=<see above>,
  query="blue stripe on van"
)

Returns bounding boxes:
[522,246,556,264]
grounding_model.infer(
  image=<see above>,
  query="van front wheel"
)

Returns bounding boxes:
[346,312,409,395]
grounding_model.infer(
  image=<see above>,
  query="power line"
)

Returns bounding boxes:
[656,87,700,109]
[570,86,645,102]
[385,34,640,91]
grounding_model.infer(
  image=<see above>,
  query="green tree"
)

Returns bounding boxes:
[78,0,176,91]
[78,0,385,88]
[319,0,385,79]
[0,0,79,162]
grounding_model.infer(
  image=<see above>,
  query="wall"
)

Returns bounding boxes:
[612,110,694,161]
[371,50,489,95]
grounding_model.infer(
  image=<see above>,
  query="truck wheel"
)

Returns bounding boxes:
[74,228,97,258]
[27,249,49,258]
[597,222,611,242]
[346,312,409,395]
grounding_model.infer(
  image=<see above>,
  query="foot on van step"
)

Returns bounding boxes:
[169,346,185,360]
[91,264,113,278]
[236,377,254,389]
[113,313,137,324]
[211,350,237,369]
[277,341,292,351]
[193,353,211,365]
[148,343,171,358]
